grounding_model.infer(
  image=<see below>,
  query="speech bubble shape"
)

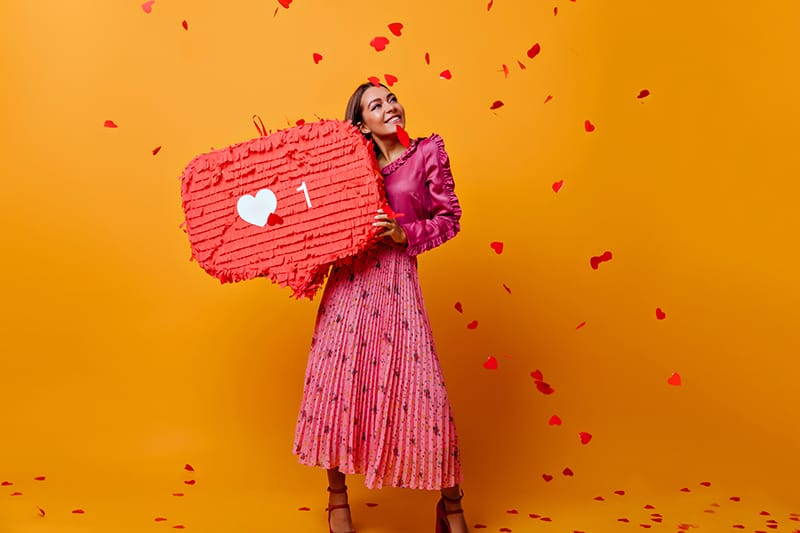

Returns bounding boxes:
[180,119,384,299]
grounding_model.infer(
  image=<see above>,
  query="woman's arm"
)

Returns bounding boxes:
[399,134,462,256]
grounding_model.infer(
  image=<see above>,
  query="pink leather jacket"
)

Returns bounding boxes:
[381,134,462,256]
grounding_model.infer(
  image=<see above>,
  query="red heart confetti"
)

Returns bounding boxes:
[184,480,196,485]
[730,496,741,502]
[527,43,541,58]
[267,212,284,226]
[313,53,323,64]
[439,69,452,80]
[298,507,311,511]
[656,307,666,320]
[644,505,656,509]
[10,491,23,496]
[579,432,592,444]
[563,467,574,476]
[700,481,711,487]
[554,6,558,15]
[518,60,527,70]
[500,529,512,532]
[501,64,509,78]
[1,481,12,486]
[72,509,85,514]
[711,503,721,507]
[490,241,504,254]
[490,100,504,110]
[104,120,118,128]
[680,487,691,492]
[652,517,664,522]
[182,20,188,30]
[370,36,390,52]
[502,283,512,294]
[594,496,605,501]
[576,321,587,329]
[367,76,381,87]
[590,251,613,269]
[548,415,562,426]
[424,52,430,64]
[542,474,553,482]
[34,476,46,481]
[384,74,398,87]
[454,302,463,313]
[733,526,745,530]
[618,518,630,523]
[760,511,771,516]
[668,372,682,386]
[467,320,478,330]
[396,125,410,148]
[530,370,544,381]
[506,509,519,514]
[474,525,487,529]
[388,22,403,36]
[544,94,552,103]
[155,517,168,522]
[142,1,155,14]
[638,89,650,98]
[584,119,596,132]
[365,502,379,507]
[152,145,162,155]
[552,179,564,192]
[173,526,185,530]
[535,381,555,395]
[529,514,541,519]
[483,356,498,370]
[614,490,626,496]
[184,464,194,471]
[38,507,46,517]
[278,0,291,7]
[172,493,184,497]
[295,119,305,126]
[487,0,494,10]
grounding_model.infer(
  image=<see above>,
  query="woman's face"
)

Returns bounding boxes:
[358,86,405,139]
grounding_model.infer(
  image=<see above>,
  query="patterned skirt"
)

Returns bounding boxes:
[293,240,463,490]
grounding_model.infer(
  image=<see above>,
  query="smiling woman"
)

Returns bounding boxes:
[292,81,468,533]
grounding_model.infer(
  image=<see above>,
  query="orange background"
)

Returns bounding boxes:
[2,1,799,532]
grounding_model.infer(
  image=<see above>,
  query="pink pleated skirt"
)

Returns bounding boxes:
[293,240,463,490]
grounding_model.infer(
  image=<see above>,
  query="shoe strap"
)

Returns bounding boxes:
[444,508,464,516]
[327,485,348,494]
[326,503,351,511]
[441,489,464,503]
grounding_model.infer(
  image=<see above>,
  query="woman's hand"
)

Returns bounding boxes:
[373,209,407,244]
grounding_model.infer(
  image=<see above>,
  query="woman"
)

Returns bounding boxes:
[293,81,469,533]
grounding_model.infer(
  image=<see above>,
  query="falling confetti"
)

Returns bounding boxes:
[0,482,12,486]
[466,320,478,330]
[155,517,168,522]
[700,481,712,487]
[384,74,398,86]
[490,241,504,254]
[34,476,46,481]
[552,179,564,192]
[439,69,452,80]
[614,490,626,496]
[10,491,23,496]
[370,36,390,51]
[424,52,430,65]
[152,145,162,155]
[396,125,410,148]
[454,302,463,313]
[184,464,194,472]
[71,509,85,514]
[267,212,284,226]
[535,381,555,395]
[365,502,379,507]
[38,507,46,517]
[584,119,596,132]
[278,0,291,7]
[502,283,512,294]
[668,372,682,386]
[104,120,118,128]
[518,60,527,70]
[554,6,558,15]
[298,507,311,511]
[590,251,613,269]
[579,432,592,444]
[501,64,509,78]
[483,356,498,370]
[548,415,562,426]
[388,22,403,36]
[656,307,666,320]
[487,0,494,10]
[638,89,651,98]
[313,53,323,64]
[576,321,586,329]
[184,480,196,486]
[544,94,552,103]
[172,493,184,497]
[142,1,155,14]
[181,20,188,30]
[367,76,381,87]
[490,100,504,110]
[563,467,574,476]
[527,43,541,58]
[542,474,553,482]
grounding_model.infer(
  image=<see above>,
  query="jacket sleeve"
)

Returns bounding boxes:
[399,134,462,256]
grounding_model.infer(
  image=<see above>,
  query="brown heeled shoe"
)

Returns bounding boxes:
[435,489,464,533]
[326,485,356,533]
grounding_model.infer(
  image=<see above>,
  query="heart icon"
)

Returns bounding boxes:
[667,372,682,386]
[483,356,498,370]
[237,189,278,227]
[552,180,564,193]
[656,307,666,320]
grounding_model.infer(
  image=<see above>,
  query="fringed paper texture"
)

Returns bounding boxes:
[179,119,384,299]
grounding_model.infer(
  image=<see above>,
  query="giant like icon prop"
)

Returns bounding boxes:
[179,119,385,299]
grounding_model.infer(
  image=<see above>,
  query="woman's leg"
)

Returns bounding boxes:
[326,467,354,532]
[440,484,469,533]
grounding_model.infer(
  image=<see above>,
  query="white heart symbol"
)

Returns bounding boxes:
[237,189,277,227]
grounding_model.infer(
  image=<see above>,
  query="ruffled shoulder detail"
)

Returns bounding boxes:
[380,136,423,175]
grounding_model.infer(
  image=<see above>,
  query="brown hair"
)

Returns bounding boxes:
[345,81,389,158]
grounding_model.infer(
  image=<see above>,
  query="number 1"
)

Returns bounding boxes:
[296,181,312,208]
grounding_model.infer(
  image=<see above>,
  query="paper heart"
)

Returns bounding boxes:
[278,0,292,7]
[370,36,390,51]
[467,320,478,330]
[579,432,592,444]
[180,120,383,298]
[548,415,562,426]
[614,490,625,496]
[584,119,596,132]
[237,189,277,227]
[490,100,504,110]
[562,467,574,476]
[490,241,504,254]
[454,302,463,313]
[667,372,682,386]
[542,474,553,482]
[439,69,452,80]
[638,89,651,99]
[527,42,541,59]
[552,180,564,192]
[530,370,543,381]
[384,73,398,87]
[656,307,666,320]
[141,0,155,13]
[590,251,613,270]
[483,356,498,370]
[387,22,403,36]
[313,53,323,64]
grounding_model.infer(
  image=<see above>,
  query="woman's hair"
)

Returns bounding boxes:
[345,81,389,158]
